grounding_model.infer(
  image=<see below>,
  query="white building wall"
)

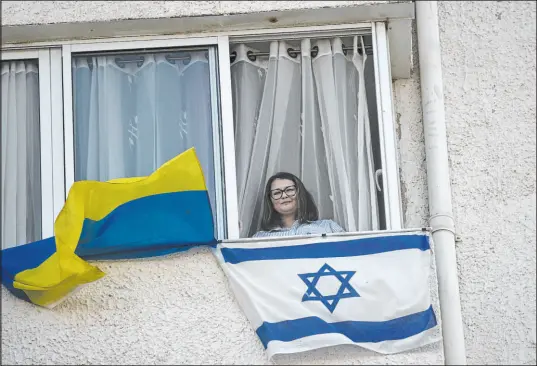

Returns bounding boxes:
[1,1,535,365]
[0,1,395,25]
[436,2,536,365]
[395,2,536,365]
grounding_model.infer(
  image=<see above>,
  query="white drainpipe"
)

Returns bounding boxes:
[415,2,467,365]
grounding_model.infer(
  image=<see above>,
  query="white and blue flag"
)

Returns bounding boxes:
[215,231,441,357]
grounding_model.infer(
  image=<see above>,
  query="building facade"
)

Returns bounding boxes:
[1,1,535,365]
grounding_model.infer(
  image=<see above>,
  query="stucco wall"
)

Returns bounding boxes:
[1,1,535,365]
[0,0,395,26]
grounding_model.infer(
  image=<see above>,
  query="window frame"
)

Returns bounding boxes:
[2,21,403,241]
[222,21,404,237]
[371,23,403,231]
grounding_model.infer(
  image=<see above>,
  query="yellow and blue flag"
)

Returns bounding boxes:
[1,148,216,308]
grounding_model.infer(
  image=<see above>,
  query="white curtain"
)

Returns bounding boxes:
[1,60,42,248]
[72,51,216,215]
[231,36,379,237]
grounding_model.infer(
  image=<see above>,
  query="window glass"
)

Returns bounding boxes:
[1,59,42,248]
[71,49,218,219]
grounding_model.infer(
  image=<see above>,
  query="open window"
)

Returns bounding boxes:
[1,22,402,244]
[227,23,402,238]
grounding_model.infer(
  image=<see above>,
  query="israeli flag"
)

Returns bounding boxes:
[215,231,441,357]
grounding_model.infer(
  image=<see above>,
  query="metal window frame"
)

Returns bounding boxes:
[1,49,63,239]
[207,46,226,240]
[222,21,403,233]
[3,20,402,240]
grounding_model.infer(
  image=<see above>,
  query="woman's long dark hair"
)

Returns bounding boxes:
[260,172,319,231]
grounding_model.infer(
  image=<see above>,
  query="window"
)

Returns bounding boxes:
[1,57,41,248]
[1,49,63,248]
[230,35,382,237]
[228,24,402,238]
[62,39,227,239]
[2,22,402,244]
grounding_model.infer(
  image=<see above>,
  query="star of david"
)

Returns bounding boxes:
[298,263,360,313]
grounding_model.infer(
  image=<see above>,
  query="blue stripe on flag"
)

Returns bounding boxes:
[221,234,430,264]
[1,237,58,303]
[74,191,216,260]
[256,305,437,348]
[1,237,57,276]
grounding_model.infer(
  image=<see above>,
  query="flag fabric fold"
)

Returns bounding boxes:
[1,148,216,308]
[215,232,441,357]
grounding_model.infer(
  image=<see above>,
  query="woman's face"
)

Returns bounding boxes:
[270,178,298,217]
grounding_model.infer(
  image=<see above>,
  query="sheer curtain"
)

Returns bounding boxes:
[231,36,379,237]
[72,51,216,216]
[1,60,42,248]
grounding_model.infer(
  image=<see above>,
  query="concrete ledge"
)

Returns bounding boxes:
[1,2,414,78]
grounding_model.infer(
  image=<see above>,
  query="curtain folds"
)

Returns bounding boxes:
[231,36,379,237]
[1,60,42,248]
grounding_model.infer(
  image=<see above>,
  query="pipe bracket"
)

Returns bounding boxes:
[428,213,457,236]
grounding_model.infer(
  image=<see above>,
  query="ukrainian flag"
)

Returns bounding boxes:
[1,148,216,308]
